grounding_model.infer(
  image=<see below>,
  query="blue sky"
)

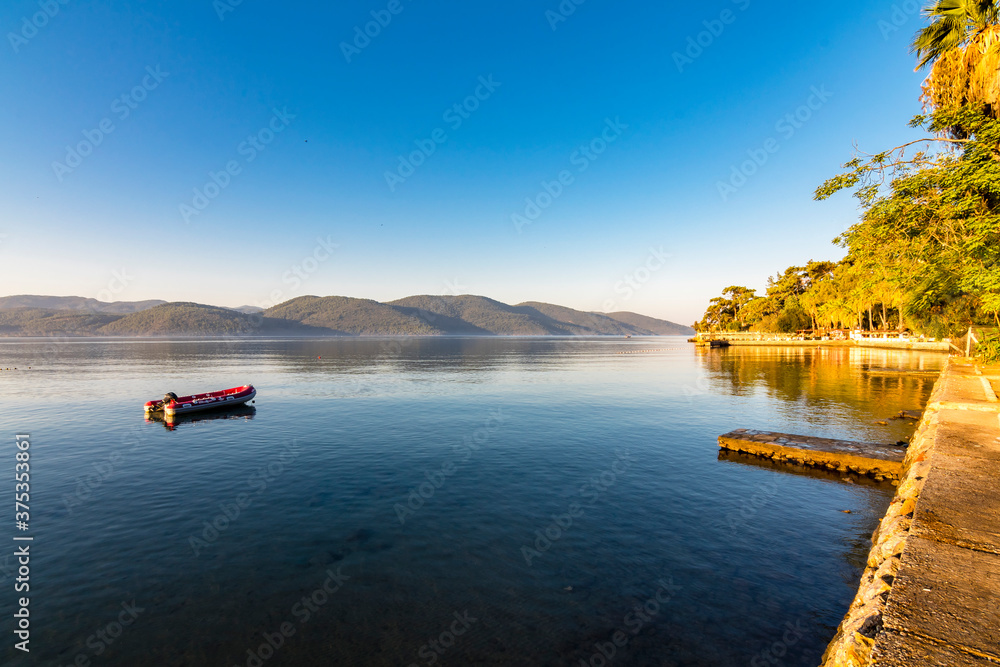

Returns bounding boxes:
[0,0,929,324]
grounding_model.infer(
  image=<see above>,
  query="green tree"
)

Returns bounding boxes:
[765,266,807,310]
[797,260,839,329]
[914,0,999,68]
[818,297,855,330]
[741,297,776,328]
[914,0,1000,123]
[694,286,758,331]
[804,260,837,287]
[775,296,812,333]
[817,106,1000,331]
[723,286,757,327]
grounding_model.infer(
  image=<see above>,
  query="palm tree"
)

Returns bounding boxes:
[912,0,1000,117]
[819,299,855,330]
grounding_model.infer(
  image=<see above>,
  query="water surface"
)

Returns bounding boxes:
[0,338,943,666]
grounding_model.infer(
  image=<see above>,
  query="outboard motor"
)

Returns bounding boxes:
[163,392,178,404]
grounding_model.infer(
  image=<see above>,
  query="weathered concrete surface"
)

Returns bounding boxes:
[909,457,1000,556]
[718,430,905,481]
[821,358,1000,667]
[869,629,996,667]
[875,536,1000,664]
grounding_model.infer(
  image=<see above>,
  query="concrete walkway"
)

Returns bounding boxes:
[870,360,1000,665]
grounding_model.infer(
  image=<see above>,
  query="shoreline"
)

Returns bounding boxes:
[821,357,1000,666]
[690,338,951,353]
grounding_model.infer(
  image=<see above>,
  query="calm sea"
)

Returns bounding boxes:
[0,338,944,666]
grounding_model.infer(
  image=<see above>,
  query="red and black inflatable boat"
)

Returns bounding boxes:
[144,384,256,417]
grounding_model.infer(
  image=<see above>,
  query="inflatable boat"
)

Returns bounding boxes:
[144,384,256,417]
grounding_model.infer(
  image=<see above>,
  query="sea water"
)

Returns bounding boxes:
[0,338,943,666]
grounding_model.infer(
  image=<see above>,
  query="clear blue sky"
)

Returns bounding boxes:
[0,0,929,324]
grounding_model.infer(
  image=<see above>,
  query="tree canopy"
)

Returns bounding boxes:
[696,1,1000,344]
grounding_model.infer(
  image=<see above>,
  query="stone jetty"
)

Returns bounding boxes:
[821,357,1000,666]
[718,430,906,481]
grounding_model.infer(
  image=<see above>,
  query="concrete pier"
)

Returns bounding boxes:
[718,430,905,481]
[821,358,1000,666]
[691,333,952,352]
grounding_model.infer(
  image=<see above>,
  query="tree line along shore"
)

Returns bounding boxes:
[695,1,1000,363]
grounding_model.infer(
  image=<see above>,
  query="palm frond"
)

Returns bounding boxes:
[912,1,1000,123]
[921,24,1000,118]
[912,0,1000,68]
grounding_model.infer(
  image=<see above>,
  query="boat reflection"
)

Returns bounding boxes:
[145,404,256,431]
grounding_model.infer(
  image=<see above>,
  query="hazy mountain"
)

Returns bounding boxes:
[98,302,323,337]
[0,295,166,313]
[264,296,441,335]
[604,311,694,336]
[516,302,645,335]
[387,296,693,336]
[0,294,694,337]
[0,308,120,336]
[390,295,558,335]
[98,303,260,336]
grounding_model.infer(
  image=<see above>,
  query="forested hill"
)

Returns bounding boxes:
[0,294,694,337]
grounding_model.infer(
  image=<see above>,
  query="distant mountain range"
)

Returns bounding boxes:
[0,294,694,337]
[0,295,168,313]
